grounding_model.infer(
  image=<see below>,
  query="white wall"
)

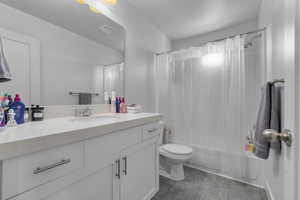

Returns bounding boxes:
[99,1,171,112]
[0,3,123,105]
[258,0,297,200]
[172,20,257,50]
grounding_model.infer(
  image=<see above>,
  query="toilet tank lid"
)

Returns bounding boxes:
[162,144,193,155]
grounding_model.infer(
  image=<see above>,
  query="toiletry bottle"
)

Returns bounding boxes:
[7,95,13,105]
[0,91,4,105]
[104,91,109,104]
[111,91,116,113]
[118,97,122,113]
[116,97,120,113]
[120,97,126,113]
[24,107,30,122]
[6,109,17,127]
[31,105,44,121]
[2,94,8,107]
[0,107,6,129]
[123,97,128,113]
[9,94,25,124]
[119,97,124,113]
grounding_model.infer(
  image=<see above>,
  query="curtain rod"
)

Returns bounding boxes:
[156,27,267,56]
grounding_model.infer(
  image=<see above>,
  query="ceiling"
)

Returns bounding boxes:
[0,0,126,52]
[126,0,262,40]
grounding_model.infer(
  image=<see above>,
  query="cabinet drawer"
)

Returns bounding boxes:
[142,123,161,140]
[2,142,84,199]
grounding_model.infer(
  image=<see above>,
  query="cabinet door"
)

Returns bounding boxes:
[44,160,120,200]
[120,137,159,200]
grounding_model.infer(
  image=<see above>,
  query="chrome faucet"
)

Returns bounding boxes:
[75,107,93,117]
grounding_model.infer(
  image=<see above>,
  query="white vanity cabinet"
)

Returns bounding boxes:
[1,121,161,200]
[120,138,159,200]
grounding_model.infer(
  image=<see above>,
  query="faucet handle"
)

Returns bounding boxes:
[74,107,93,117]
[84,107,93,116]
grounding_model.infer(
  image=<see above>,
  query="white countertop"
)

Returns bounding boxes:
[0,113,162,160]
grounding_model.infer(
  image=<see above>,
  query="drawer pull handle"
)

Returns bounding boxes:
[148,128,158,133]
[33,159,71,175]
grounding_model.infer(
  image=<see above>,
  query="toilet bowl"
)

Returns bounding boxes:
[158,123,193,181]
[159,143,193,181]
[158,122,193,181]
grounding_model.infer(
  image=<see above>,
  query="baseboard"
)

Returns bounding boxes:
[185,163,264,189]
[264,181,274,200]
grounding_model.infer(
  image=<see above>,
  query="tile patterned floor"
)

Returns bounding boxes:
[152,166,268,200]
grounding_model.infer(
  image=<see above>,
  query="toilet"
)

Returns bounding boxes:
[159,126,193,181]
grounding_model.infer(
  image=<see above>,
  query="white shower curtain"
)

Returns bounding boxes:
[155,36,256,179]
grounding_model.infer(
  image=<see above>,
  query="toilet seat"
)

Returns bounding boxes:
[161,144,193,155]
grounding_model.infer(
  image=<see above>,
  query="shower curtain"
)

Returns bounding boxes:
[155,36,259,181]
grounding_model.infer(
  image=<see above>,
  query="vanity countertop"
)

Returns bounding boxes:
[0,113,163,160]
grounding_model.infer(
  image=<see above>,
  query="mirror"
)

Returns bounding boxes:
[0,0,125,105]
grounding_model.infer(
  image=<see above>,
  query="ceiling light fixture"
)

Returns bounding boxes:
[75,0,85,4]
[75,0,117,14]
[202,53,224,68]
[89,5,102,13]
[102,0,117,5]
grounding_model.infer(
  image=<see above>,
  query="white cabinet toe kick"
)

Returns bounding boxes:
[0,118,162,200]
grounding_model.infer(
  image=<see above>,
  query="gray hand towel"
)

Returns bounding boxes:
[79,93,92,105]
[253,82,272,159]
[270,85,283,150]
[0,37,12,82]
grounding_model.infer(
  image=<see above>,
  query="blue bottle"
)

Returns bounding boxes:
[116,97,120,113]
[9,94,25,124]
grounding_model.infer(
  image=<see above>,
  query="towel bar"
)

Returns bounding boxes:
[263,129,292,147]
[69,92,99,96]
[270,79,285,85]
